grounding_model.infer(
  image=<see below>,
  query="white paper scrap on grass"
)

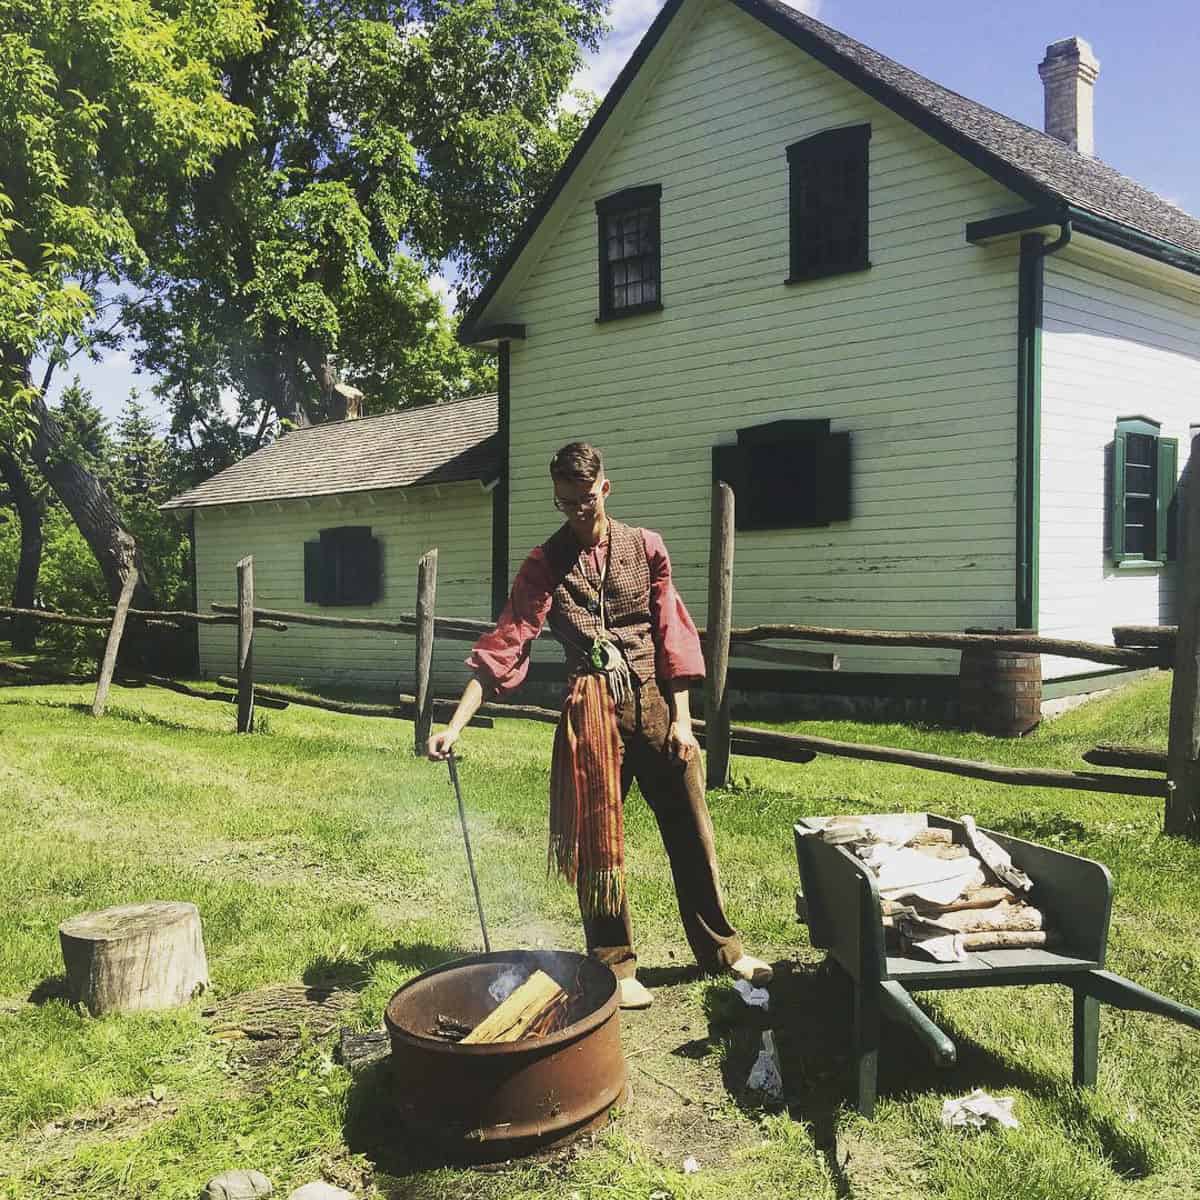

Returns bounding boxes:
[941,1088,1019,1131]
[866,845,980,906]
[732,979,770,1009]
[747,1030,784,1099]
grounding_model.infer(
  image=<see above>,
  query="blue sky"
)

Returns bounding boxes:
[65,0,1199,426]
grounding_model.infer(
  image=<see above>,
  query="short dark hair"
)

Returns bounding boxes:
[549,442,604,484]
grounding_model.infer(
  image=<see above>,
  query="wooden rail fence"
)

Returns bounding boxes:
[5,434,1200,834]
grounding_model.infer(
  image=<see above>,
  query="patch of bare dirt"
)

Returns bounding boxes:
[0,1089,181,1176]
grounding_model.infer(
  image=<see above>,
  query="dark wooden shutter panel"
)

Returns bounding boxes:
[321,526,378,605]
[303,540,325,604]
[1158,436,1179,563]
[712,444,748,527]
[815,431,852,523]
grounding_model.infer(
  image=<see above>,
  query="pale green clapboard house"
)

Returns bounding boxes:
[458,0,1200,714]
[168,0,1200,714]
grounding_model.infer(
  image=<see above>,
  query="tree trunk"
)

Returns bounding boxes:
[26,389,157,610]
[0,450,44,651]
[300,344,364,422]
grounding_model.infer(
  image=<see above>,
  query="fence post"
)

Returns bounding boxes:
[1166,435,1200,835]
[705,482,735,789]
[414,548,439,755]
[92,569,138,718]
[236,556,255,733]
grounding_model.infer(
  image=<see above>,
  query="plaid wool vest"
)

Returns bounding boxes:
[541,518,656,685]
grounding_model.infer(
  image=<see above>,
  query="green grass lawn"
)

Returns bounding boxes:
[1,659,1198,1199]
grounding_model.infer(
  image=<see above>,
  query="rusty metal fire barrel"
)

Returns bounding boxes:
[384,949,626,1161]
[959,627,1042,737]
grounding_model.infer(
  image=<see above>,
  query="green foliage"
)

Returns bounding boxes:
[133,0,605,451]
[0,382,189,654]
[0,0,267,429]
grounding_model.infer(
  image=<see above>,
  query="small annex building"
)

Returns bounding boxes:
[162,394,500,694]
[169,0,1200,714]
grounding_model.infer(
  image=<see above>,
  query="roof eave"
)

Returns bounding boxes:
[458,0,692,337]
[457,321,528,348]
[966,204,1200,277]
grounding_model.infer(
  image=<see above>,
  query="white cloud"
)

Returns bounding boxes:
[98,350,131,370]
[574,0,823,99]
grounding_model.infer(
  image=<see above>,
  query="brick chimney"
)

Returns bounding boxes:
[1038,37,1100,156]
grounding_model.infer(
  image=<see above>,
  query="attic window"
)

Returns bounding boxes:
[1109,417,1178,566]
[304,526,382,606]
[596,184,662,321]
[786,124,871,283]
[712,420,852,531]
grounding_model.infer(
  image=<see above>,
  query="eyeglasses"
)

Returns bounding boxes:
[553,489,603,515]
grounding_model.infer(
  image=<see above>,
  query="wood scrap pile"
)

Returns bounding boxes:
[425,970,572,1044]
[817,814,1050,962]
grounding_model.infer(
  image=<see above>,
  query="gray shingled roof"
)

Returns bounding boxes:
[162,394,499,510]
[462,0,1200,339]
[755,0,1200,254]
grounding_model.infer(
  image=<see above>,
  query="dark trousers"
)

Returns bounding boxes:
[581,679,743,980]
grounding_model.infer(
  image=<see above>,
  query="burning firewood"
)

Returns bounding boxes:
[427,1014,473,1042]
[461,970,567,1044]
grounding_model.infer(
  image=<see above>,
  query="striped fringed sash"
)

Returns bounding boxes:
[549,673,625,917]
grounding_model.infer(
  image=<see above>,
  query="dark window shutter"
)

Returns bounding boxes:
[320,526,379,605]
[1158,436,1179,563]
[304,540,325,604]
[342,534,381,605]
[814,431,852,523]
[1111,432,1128,564]
[787,125,870,282]
[712,444,747,524]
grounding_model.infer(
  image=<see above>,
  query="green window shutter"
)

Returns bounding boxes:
[1111,431,1128,564]
[1157,436,1179,563]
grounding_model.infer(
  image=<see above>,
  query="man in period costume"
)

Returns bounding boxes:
[428,442,772,1009]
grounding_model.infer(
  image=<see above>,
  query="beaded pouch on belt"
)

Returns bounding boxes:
[589,636,633,707]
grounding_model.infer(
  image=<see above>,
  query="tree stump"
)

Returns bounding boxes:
[59,901,209,1016]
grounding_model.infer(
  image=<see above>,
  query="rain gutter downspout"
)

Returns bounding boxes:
[1016,219,1072,630]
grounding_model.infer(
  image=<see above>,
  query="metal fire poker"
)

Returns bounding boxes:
[447,748,491,952]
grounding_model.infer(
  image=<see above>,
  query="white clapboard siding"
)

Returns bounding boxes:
[1040,243,1200,678]
[193,483,493,695]
[492,0,1025,676]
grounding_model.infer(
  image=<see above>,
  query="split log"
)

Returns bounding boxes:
[0,605,111,627]
[934,903,1043,934]
[696,623,1165,670]
[1113,625,1176,649]
[59,901,208,1016]
[719,724,1168,798]
[704,482,735,789]
[961,930,1057,950]
[1082,743,1167,773]
[461,970,566,1044]
[909,828,953,846]
[92,568,137,717]
[725,641,840,671]
[214,676,493,728]
[912,843,970,860]
[914,886,1018,915]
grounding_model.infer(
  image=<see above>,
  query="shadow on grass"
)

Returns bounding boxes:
[697,959,1160,1184]
[305,941,467,991]
[27,975,69,1005]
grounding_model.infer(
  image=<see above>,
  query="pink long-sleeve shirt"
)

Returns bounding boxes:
[467,528,706,699]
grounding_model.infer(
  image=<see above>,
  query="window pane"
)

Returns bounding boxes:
[1126,496,1156,557]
